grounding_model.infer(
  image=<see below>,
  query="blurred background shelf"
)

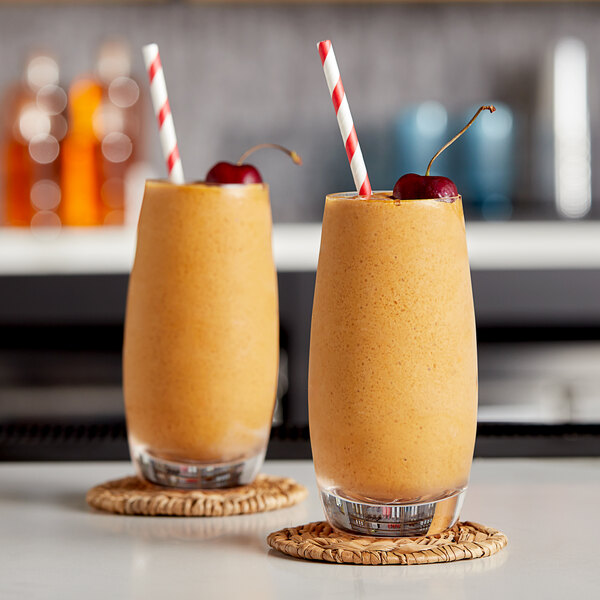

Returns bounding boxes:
[3,219,600,438]
[3,220,600,332]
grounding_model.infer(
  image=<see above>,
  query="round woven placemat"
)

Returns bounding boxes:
[267,521,507,565]
[87,474,307,517]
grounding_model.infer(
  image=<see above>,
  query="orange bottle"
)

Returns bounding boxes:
[60,77,103,226]
[2,53,67,228]
[60,40,144,226]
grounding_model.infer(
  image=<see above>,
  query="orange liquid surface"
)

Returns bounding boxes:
[308,193,477,503]
[123,181,278,463]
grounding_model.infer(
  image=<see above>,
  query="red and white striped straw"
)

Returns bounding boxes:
[142,43,185,184]
[317,40,371,196]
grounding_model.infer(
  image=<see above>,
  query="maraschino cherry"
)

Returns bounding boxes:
[205,143,302,184]
[393,105,495,200]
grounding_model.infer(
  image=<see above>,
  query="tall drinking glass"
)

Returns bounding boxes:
[309,192,477,536]
[124,180,278,488]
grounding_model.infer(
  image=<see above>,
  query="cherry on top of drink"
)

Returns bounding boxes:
[205,143,302,184]
[393,105,496,200]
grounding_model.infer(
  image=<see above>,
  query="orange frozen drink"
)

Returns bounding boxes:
[309,192,477,535]
[124,180,278,488]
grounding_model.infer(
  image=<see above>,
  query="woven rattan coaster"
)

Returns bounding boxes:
[87,474,307,517]
[267,520,507,565]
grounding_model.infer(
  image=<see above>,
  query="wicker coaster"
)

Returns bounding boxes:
[87,474,307,517]
[267,520,507,565]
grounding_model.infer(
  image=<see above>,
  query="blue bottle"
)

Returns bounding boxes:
[394,102,450,183]
[457,103,515,220]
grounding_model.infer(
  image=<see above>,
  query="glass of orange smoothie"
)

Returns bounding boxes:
[123,180,279,488]
[308,192,477,536]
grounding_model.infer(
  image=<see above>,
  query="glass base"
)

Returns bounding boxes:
[320,487,466,537]
[132,445,266,489]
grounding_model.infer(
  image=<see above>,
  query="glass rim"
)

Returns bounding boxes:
[326,191,461,203]
[145,178,268,190]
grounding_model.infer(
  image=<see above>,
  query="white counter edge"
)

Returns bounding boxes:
[1,221,600,275]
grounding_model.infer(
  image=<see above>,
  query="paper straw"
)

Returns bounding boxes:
[317,40,371,196]
[142,43,185,184]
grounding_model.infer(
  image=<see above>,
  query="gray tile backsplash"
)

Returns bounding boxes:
[1,2,600,221]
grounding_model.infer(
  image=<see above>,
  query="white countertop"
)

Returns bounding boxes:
[1,459,599,599]
[3,221,600,275]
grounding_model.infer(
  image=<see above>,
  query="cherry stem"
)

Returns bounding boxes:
[425,105,496,177]
[237,143,302,167]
